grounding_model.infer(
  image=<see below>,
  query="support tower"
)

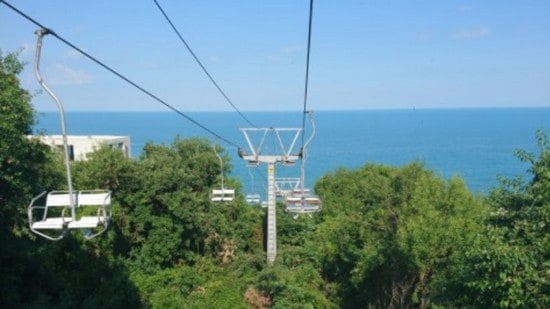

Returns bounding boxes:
[239,128,302,264]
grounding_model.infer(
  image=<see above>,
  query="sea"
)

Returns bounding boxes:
[33,108,550,197]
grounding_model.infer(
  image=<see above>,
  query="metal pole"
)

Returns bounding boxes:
[34,29,76,217]
[266,161,276,264]
[213,143,225,189]
[301,112,315,201]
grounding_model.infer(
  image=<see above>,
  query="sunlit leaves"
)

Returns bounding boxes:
[313,162,486,307]
[455,130,550,308]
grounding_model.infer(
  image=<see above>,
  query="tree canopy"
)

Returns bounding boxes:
[312,162,487,307]
[449,130,550,308]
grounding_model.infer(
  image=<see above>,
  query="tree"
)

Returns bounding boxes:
[312,162,486,308]
[0,49,63,229]
[0,50,58,306]
[452,130,550,308]
[72,137,263,271]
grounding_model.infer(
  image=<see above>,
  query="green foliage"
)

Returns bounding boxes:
[72,145,138,194]
[24,238,142,308]
[255,262,336,308]
[131,264,207,307]
[0,49,26,75]
[452,130,550,308]
[247,207,337,308]
[0,50,56,306]
[0,49,63,229]
[71,137,263,274]
[4,50,548,307]
[313,162,486,308]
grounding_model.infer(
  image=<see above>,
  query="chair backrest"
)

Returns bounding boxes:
[285,196,302,204]
[246,194,261,204]
[212,189,235,195]
[211,188,235,202]
[285,194,322,212]
[304,196,321,206]
[46,191,77,207]
[78,190,111,206]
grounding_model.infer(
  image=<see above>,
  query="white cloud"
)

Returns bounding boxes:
[48,64,94,85]
[453,27,490,40]
[64,49,85,60]
[19,42,33,55]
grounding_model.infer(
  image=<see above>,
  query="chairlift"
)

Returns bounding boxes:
[210,188,235,203]
[245,168,261,205]
[29,190,112,240]
[27,29,112,241]
[284,192,322,214]
[67,190,111,237]
[28,191,74,240]
[284,111,322,215]
[274,177,301,199]
[210,141,235,203]
[245,194,262,205]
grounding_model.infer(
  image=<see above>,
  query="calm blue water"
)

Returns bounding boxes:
[34,108,550,196]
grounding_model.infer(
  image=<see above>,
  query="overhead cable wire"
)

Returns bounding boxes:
[300,0,314,149]
[153,0,257,128]
[1,0,240,148]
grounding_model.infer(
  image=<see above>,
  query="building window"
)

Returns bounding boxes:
[56,145,75,161]
[68,145,74,161]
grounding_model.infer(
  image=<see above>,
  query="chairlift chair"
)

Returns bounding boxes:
[284,189,321,214]
[274,177,301,199]
[67,190,112,239]
[245,167,262,205]
[245,193,262,205]
[28,191,76,241]
[28,190,112,240]
[27,29,112,241]
[210,142,235,203]
[285,111,322,215]
[210,188,235,203]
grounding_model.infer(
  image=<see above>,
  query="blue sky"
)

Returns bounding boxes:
[1,0,549,111]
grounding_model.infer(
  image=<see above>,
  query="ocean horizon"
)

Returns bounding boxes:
[33,107,550,197]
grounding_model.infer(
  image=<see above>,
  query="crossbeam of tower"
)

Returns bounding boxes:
[239,128,303,264]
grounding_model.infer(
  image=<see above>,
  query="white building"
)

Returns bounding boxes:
[34,135,131,161]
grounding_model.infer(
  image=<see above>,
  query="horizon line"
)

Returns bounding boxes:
[35,105,550,113]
